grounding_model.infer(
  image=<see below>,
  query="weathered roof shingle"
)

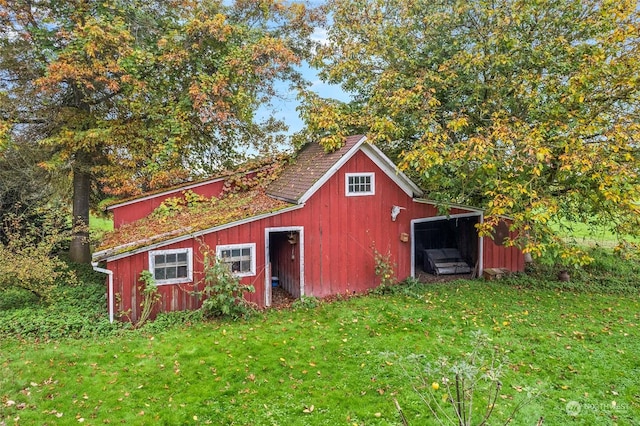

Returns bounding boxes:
[266,135,366,203]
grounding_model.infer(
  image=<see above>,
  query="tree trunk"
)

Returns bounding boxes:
[69,162,91,264]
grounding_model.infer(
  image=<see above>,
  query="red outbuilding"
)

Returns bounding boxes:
[93,135,524,322]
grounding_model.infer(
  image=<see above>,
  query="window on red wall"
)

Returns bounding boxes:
[345,172,375,196]
[216,243,256,277]
[149,248,193,285]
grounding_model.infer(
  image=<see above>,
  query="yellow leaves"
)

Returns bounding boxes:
[186,13,233,42]
[319,134,347,153]
[252,36,299,67]
[535,147,550,162]
[36,19,135,95]
[398,134,446,173]
[446,115,468,132]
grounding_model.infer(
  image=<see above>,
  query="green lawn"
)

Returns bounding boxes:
[90,214,114,232]
[89,214,114,250]
[550,219,639,248]
[1,280,638,425]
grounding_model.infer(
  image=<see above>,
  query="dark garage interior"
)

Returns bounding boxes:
[414,216,480,276]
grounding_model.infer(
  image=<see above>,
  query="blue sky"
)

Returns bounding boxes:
[261,27,351,135]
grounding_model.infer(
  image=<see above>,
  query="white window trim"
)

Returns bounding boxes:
[148,248,193,285]
[345,172,375,196]
[216,243,257,277]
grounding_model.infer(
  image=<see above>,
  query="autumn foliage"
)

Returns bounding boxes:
[303,0,640,265]
[1,0,321,262]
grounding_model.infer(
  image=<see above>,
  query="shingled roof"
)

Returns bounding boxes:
[267,135,367,203]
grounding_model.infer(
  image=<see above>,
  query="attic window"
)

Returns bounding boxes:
[346,173,375,196]
[149,248,193,285]
[217,243,256,277]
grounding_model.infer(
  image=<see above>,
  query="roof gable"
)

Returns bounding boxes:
[266,135,423,203]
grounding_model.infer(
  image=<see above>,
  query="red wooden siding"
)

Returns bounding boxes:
[482,237,525,272]
[105,149,524,321]
[110,179,227,228]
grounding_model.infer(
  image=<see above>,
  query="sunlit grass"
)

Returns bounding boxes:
[1,281,638,425]
[89,213,113,248]
[90,213,113,232]
[550,219,639,248]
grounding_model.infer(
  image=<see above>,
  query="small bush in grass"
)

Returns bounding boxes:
[0,211,76,302]
[139,310,204,333]
[135,271,161,329]
[372,276,425,297]
[372,246,398,294]
[400,330,539,426]
[194,246,256,320]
